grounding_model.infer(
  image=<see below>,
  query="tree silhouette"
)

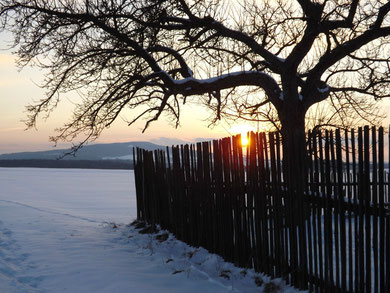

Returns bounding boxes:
[1,0,390,186]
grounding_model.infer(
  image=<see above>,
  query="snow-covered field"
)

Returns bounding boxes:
[0,167,302,292]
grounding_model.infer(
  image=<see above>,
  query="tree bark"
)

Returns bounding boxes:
[279,109,308,193]
[278,106,310,227]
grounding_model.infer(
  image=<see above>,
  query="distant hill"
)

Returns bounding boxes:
[0,141,164,161]
[0,159,133,170]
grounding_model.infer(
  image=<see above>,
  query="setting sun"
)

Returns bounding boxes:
[241,133,249,147]
[229,124,256,147]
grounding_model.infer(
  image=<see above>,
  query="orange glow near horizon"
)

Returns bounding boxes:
[229,124,256,148]
[241,133,249,147]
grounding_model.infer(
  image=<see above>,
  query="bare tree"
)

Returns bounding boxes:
[216,85,385,132]
[1,0,390,186]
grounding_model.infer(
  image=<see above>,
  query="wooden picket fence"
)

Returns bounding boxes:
[133,126,390,292]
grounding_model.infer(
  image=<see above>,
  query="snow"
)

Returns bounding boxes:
[0,167,304,293]
[172,71,273,85]
[317,86,329,93]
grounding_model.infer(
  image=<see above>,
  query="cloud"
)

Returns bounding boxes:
[150,137,191,146]
[194,137,222,142]
[0,127,25,132]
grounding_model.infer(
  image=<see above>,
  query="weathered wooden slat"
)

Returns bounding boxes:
[252,133,262,272]
[336,129,347,293]
[275,132,287,280]
[195,142,204,247]
[351,128,359,293]
[358,127,365,293]
[372,127,379,293]
[212,139,222,256]
[261,133,273,276]
[237,135,250,268]
[364,126,372,293]
[310,132,320,293]
[330,131,340,292]
[317,131,325,292]
[257,132,270,275]
[231,135,242,267]
[201,141,211,251]
[182,144,192,243]
[172,146,181,237]
[133,147,141,220]
[221,137,234,263]
[307,131,314,292]
[387,129,390,292]
[378,127,385,292]
[344,129,353,293]
[247,132,257,269]
[269,132,282,277]
[324,130,333,291]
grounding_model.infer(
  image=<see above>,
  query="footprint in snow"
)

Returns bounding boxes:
[0,222,43,291]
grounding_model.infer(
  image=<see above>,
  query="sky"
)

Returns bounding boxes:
[1,30,389,155]
[0,52,230,154]
[0,33,245,155]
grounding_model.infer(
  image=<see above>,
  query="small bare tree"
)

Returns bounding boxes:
[1,0,390,187]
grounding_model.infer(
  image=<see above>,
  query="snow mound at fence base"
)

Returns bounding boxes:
[127,221,305,293]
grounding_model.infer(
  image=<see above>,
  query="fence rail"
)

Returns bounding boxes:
[133,126,390,293]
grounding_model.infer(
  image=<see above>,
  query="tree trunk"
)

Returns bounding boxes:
[279,109,307,194]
